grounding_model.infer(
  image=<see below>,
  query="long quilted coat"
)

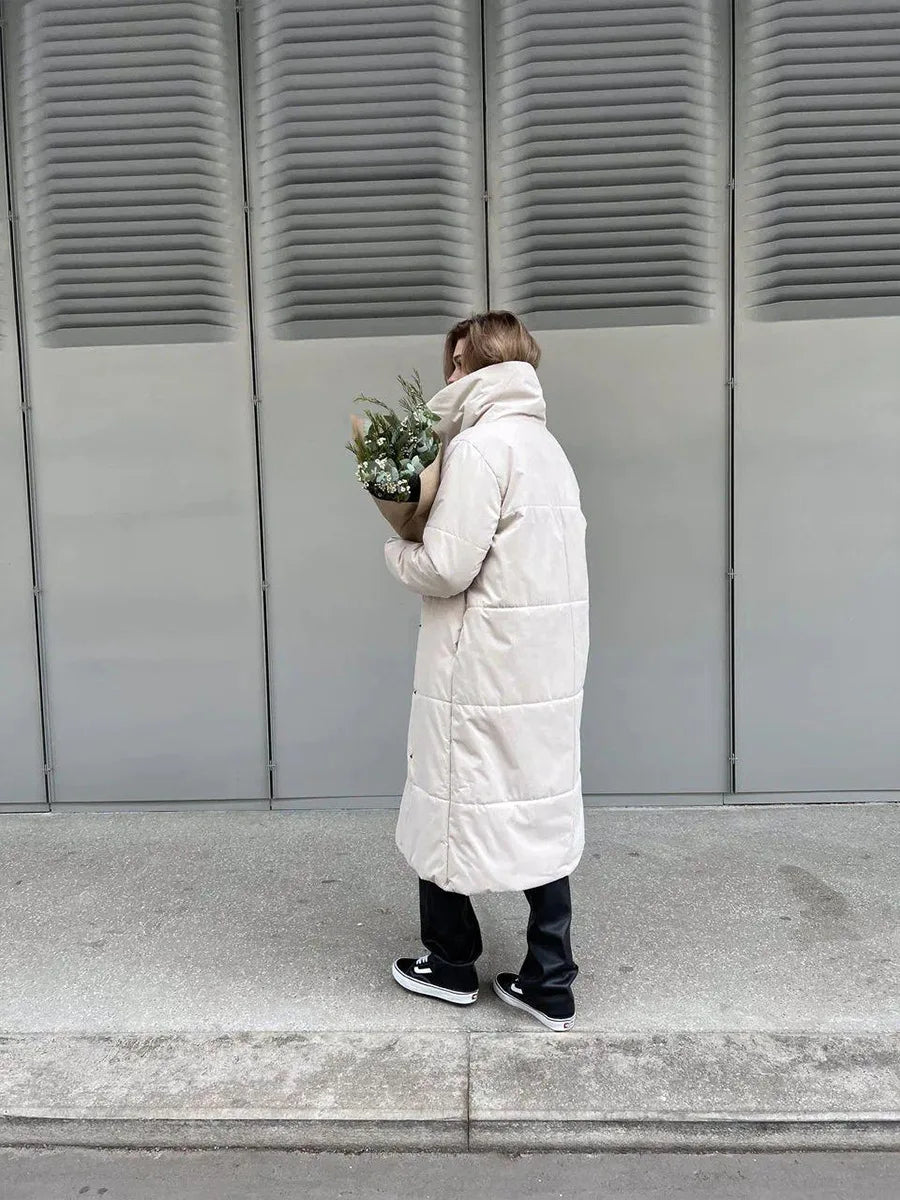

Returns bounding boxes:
[384,359,589,894]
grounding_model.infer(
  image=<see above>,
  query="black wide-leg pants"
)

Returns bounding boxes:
[418,875,578,1017]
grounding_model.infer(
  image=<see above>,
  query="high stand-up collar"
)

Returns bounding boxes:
[426,360,547,447]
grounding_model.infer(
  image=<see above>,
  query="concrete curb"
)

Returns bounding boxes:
[0,1032,469,1150]
[2,1030,898,1152]
[469,1031,900,1151]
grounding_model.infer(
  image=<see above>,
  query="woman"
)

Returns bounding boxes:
[384,311,589,1032]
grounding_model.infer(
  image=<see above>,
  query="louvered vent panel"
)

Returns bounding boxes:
[15,0,239,345]
[488,1,721,326]
[743,0,900,318]
[252,0,484,338]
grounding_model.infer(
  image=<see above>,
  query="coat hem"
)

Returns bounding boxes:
[396,780,585,894]
[427,848,585,896]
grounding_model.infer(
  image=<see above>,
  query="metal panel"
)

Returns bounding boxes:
[0,45,44,807]
[5,0,267,802]
[486,1,732,794]
[256,340,451,803]
[733,317,900,792]
[243,0,486,799]
[734,0,900,792]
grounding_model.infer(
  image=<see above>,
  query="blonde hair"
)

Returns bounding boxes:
[442,310,541,383]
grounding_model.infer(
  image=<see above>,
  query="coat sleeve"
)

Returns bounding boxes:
[384,438,502,599]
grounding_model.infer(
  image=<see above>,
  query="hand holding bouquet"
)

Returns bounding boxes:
[346,369,443,543]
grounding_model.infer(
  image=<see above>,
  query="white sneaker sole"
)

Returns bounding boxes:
[392,960,478,1005]
[492,977,575,1032]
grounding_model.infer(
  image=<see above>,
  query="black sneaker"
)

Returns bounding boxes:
[493,972,575,1031]
[392,954,478,1005]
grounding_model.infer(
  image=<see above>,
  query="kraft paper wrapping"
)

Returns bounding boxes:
[351,414,443,543]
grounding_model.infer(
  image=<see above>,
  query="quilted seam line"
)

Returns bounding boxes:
[419,784,582,809]
[411,691,582,709]
[444,599,464,889]
[459,436,504,496]
[427,524,491,552]
[558,504,579,799]
[466,600,589,611]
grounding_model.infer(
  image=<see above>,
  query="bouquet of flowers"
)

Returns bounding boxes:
[346,369,443,543]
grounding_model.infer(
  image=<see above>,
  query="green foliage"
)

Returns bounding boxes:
[346,369,440,502]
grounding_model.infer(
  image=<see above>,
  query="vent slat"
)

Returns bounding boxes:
[489,0,720,323]
[16,0,238,343]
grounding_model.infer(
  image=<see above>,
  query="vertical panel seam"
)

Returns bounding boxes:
[479,0,490,309]
[234,0,275,806]
[0,11,53,808]
[727,0,737,796]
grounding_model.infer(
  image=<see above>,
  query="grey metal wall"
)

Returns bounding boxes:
[0,0,896,810]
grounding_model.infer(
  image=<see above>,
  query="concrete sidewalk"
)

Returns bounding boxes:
[0,805,898,1151]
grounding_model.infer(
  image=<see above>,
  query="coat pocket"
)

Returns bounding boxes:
[452,591,471,655]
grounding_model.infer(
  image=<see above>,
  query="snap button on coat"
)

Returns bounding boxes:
[384,360,589,895]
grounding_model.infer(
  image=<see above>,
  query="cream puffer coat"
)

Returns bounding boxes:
[384,359,589,894]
